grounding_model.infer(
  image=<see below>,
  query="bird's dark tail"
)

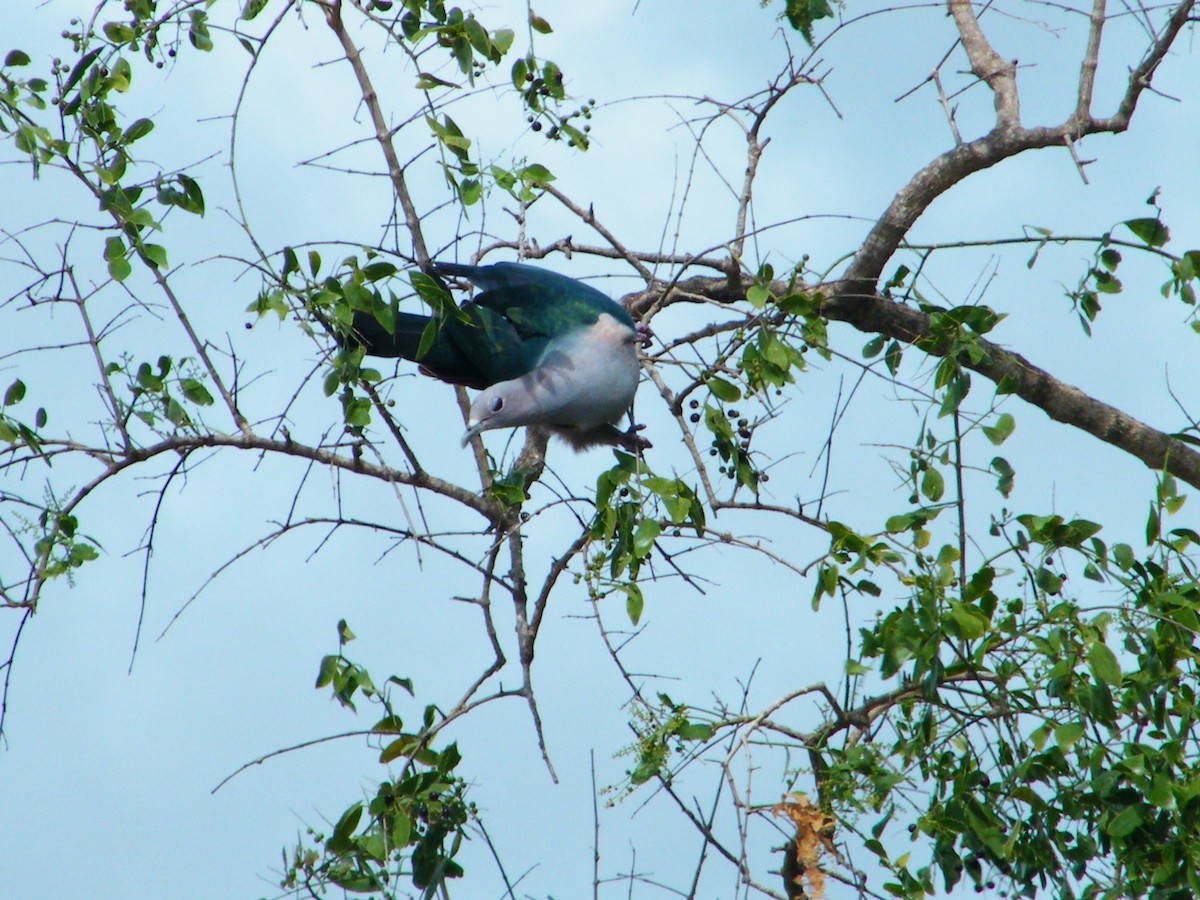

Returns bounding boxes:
[348,310,489,389]
[428,260,479,282]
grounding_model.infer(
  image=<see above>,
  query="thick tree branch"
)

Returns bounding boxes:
[629,274,1200,490]
[845,0,1194,290]
[947,0,1020,128]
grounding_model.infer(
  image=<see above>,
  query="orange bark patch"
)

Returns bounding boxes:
[773,792,836,900]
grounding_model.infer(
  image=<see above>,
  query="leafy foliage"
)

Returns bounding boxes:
[3,2,1200,899]
[289,623,474,897]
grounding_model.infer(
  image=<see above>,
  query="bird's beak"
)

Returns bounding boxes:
[461,420,484,447]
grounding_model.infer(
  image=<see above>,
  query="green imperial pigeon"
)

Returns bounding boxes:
[350,261,650,452]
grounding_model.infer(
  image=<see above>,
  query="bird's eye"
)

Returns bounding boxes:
[490,396,504,413]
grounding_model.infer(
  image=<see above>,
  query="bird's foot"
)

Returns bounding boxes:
[635,322,655,348]
[615,423,652,455]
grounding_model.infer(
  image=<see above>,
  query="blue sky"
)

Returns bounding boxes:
[2,1,1199,897]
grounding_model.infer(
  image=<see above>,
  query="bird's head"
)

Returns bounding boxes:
[461,382,537,446]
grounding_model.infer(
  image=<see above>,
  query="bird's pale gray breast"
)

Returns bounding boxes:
[526,314,639,428]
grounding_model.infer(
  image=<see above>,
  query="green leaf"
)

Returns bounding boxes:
[315,654,339,688]
[387,675,414,696]
[108,256,132,282]
[1147,773,1175,810]
[370,715,404,734]
[629,756,657,785]
[416,72,459,90]
[416,318,438,362]
[281,247,298,276]
[391,813,413,851]
[1030,724,1049,752]
[1123,217,1169,248]
[884,340,903,376]
[675,721,714,741]
[463,17,492,57]
[492,28,514,55]
[945,601,989,640]
[1147,502,1160,544]
[177,175,205,215]
[746,283,770,309]
[982,412,1015,446]
[103,22,136,44]
[322,369,340,397]
[1035,566,1062,595]
[4,379,25,407]
[459,177,481,205]
[937,371,970,417]
[69,543,99,565]
[862,335,885,358]
[782,0,833,44]
[180,379,214,406]
[920,467,944,502]
[165,397,187,426]
[242,0,270,20]
[622,583,644,625]
[1054,721,1084,751]
[140,243,168,269]
[632,518,660,558]
[4,49,31,67]
[379,736,419,764]
[361,261,397,282]
[188,10,214,51]
[1113,543,1134,570]
[1106,804,1144,838]
[328,803,363,852]
[529,9,553,33]
[1087,641,1122,685]
[121,118,154,144]
[990,456,1014,498]
[705,376,741,403]
[510,56,528,89]
[518,163,554,184]
[62,49,100,95]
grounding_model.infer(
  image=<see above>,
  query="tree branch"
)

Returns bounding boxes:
[628,273,1200,489]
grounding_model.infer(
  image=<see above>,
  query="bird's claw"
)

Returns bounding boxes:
[635,322,655,349]
[617,423,652,454]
